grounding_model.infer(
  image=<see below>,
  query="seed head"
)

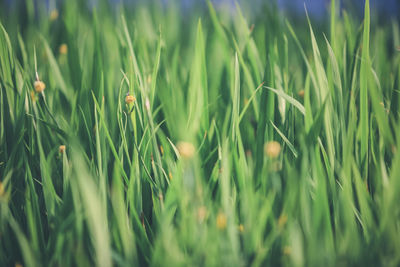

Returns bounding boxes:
[298,90,305,98]
[59,145,66,154]
[216,212,227,230]
[177,141,195,159]
[125,94,136,104]
[0,181,4,197]
[278,213,288,229]
[264,141,281,159]
[50,9,59,21]
[30,90,37,102]
[59,44,68,55]
[283,246,292,255]
[34,80,46,93]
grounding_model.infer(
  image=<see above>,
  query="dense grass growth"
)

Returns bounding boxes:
[1,0,400,266]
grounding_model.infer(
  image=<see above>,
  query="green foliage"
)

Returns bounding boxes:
[1,0,400,266]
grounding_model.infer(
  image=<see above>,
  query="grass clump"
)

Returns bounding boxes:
[1,0,400,266]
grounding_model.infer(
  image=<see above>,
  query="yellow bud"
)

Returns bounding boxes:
[0,181,4,196]
[216,212,227,230]
[264,141,281,159]
[177,141,195,159]
[283,246,292,255]
[50,9,59,21]
[34,80,46,93]
[239,224,244,233]
[125,95,136,104]
[298,90,305,98]
[30,90,37,102]
[278,214,288,229]
[59,145,66,154]
[59,44,68,55]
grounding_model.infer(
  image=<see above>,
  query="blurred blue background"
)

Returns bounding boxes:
[210,0,400,18]
[276,0,399,17]
[2,0,400,18]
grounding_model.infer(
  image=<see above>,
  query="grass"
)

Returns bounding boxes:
[1,0,400,266]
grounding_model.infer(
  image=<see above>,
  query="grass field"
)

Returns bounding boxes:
[1,0,400,266]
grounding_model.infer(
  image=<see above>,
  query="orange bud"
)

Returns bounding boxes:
[34,80,46,93]
[125,95,135,104]
[59,44,68,55]
[59,145,66,154]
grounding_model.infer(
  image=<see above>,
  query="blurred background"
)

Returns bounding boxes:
[1,0,400,19]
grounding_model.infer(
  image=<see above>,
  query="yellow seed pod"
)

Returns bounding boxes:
[34,80,46,93]
[0,181,4,197]
[50,9,59,21]
[125,95,136,104]
[177,141,195,159]
[59,44,68,55]
[264,141,281,159]
[278,214,288,229]
[59,145,66,154]
[216,212,227,230]
[283,246,292,255]
[238,224,244,233]
[298,90,305,98]
[30,90,37,102]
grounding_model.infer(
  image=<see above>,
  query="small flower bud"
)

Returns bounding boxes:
[59,145,66,154]
[0,181,4,197]
[59,44,68,55]
[216,212,227,230]
[283,246,292,255]
[34,80,46,93]
[264,141,281,159]
[50,10,59,21]
[177,141,195,159]
[30,90,37,102]
[278,214,288,229]
[125,95,135,104]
